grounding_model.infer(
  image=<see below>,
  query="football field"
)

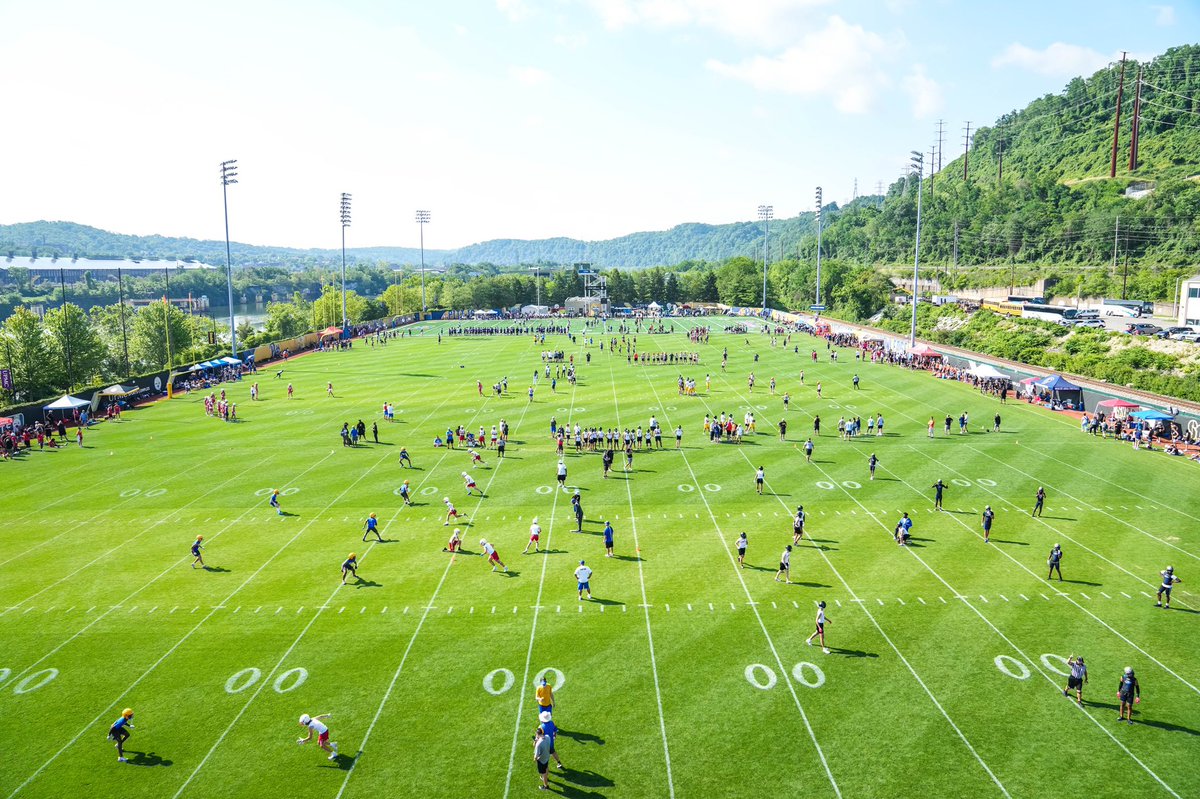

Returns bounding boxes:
[1,318,1198,799]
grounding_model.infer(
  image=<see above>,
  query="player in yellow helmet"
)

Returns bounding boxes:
[107,708,134,762]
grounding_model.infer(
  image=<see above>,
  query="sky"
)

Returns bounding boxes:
[0,0,1194,251]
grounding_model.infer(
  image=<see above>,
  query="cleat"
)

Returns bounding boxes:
[822,648,830,654]
[118,757,128,763]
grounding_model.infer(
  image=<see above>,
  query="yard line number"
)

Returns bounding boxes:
[224,667,309,694]
[0,668,59,695]
[744,662,825,690]
[994,654,1071,680]
[483,667,565,696]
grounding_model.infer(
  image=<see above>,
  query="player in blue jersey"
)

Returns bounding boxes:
[538,710,566,770]
[398,479,412,506]
[603,521,614,557]
[1155,566,1181,609]
[107,708,134,762]
[270,489,282,515]
[362,513,381,542]
[981,505,995,543]
[191,535,206,569]
[341,553,359,585]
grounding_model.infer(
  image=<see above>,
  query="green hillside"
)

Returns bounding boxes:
[816,44,1200,270]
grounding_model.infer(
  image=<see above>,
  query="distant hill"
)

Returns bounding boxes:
[0,210,838,271]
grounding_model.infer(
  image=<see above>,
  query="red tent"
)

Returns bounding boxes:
[1096,399,1139,409]
[320,326,343,338]
[910,344,942,358]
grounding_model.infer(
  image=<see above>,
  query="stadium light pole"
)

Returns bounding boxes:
[910,151,925,346]
[220,160,239,359]
[340,193,352,330]
[416,210,430,316]
[529,265,542,308]
[757,204,772,309]
[814,187,823,310]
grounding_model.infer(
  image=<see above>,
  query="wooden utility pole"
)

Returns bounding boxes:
[1110,52,1127,178]
[962,122,972,181]
[998,136,1004,185]
[1129,65,1143,171]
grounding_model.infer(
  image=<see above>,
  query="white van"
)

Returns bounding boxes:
[1075,309,1100,320]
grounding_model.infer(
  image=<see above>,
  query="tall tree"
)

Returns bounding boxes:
[44,302,105,390]
[2,307,57,401]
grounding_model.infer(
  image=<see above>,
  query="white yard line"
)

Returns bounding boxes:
[4,451,317,610]
[333,393,526,799]
[636,364,842,799]
[500,335,584,799]
[897,447,1200,698]
[966,444,1200,566]
[606,355,676,798]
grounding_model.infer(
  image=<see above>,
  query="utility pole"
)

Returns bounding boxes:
[909,151,925,347]
[998,136,1004,185]
[929,144,937,197]
[952,221,959,274]
[58,268,74,390]
[815,187,824,308]
[962,122,972,181]
[1113,216,1120,273]
[1122,254,1129,299]
[936,119,945,172]
[1110,52,1127,178]
[1129,65,1143,172]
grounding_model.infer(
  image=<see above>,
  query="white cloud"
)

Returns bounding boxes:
[902,64,942,119]
[991,42,1116,78]
[497,0,532,21]
[706,15,897,114]
[509,65,552,86]
[553,32,589,49]
[1152,5,1175,25]
[585,0,832,47]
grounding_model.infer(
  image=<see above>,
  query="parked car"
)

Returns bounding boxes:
[1125,323,1162,336]
[1175,330,1200,342]
[1076,309,1101,320]
[1158,326,1195,339]
[1074,319,1106,329]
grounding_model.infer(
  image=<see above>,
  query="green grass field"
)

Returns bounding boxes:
[1,318,1198,799]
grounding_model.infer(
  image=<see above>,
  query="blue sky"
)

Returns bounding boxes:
[0,0,1193,251]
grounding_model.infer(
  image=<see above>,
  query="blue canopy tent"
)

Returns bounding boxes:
[1034,374,1083,410]
[1129,410,1173,422]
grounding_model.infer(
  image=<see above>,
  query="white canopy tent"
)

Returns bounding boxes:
[966,364,1009,380]
[42,394,90,410]
[97,384,139,397]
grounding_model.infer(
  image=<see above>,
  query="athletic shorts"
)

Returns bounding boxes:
[779,561,788,571]
[489,552,500,563]
[737,547,746,557]
[537,760,549,774]
[530,534,540,542]
[578,581,590,591]
[1067,676,1083,690]
[318,731,329,745]
[814,623,824,635]
[557,475,566,483]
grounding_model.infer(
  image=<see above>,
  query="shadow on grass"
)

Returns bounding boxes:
[550,780,608,799]
[353,579,383,589]
[1039,516,1076,521]
[278,511,299,517]
[562,768,615,788]
[499,570,520,578]
[558,728,605,745]
[590,597,624,606]
[1059,578,1102,586]
[320,752,355,770]
[126,751,173,767]
[202,566,232,573]
[791,580,831,589]
[610,554,642,563]
[990,539,1029,546]
[828,647,879,658]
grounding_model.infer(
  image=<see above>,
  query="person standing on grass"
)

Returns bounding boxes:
[992,413,1001,433]
[270,489,283,515]
[812,414,820,435]
[341,553,359,585]
[443,497,466,526]
[1047,544,1063,581]
[735,532,748,568]
[398,480,412,506]
[372,422,379,443]
[852,374,860,390]
[602,448,614,478]
[462,471,480,496]
[931,479,945,510]
[326,382,334,397]
[927,417,935,438]
[191,535,206,569]
[107,708,135,762]
[524,518,542,554]
[298,713,339,760]
[603,521,614,557]
[775,545,792,583]
[868,453,879,481]
[803,437,814,463]
[754,465,765,495]
[944,414,952,435]
[534,727,553,790]
[793,506,806,545]
[536,677,555,716]
[1032,486,1045,517]
[539,710,566,770]
[805,601,830,654]
[481,539,508,572]
[1155,567,1181,608]
[572,491,584,532]
[981,505,995,543]
[1117,667,1140,724]
[575,560,593,600]
[624,443,634,472]
[557,460,568,492]
[362,513,382,542]
[1063,655,1088,705]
